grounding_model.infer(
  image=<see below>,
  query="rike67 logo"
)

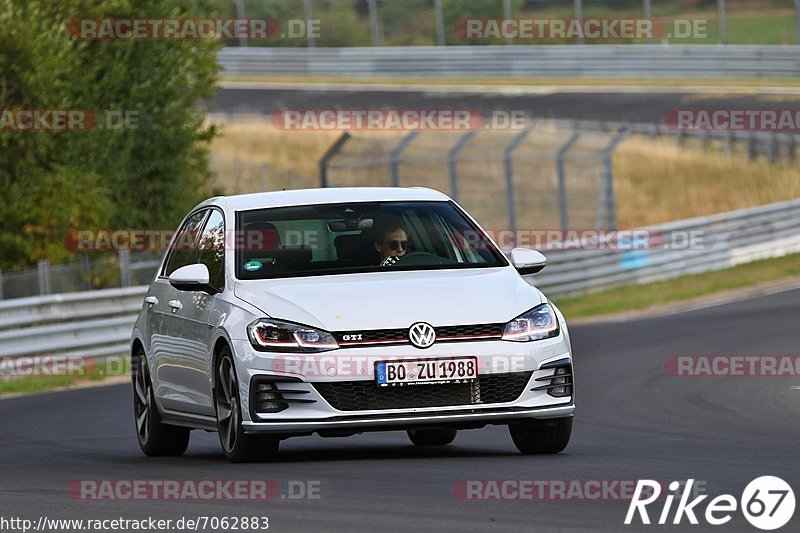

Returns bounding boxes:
[625,477,795,530]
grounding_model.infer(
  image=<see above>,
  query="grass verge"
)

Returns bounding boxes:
[0,359,129,397]
[553,252,800,319]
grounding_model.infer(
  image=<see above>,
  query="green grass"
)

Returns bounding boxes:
[668,13,797,45]
[0,358,129,396]
[553,252,800,319]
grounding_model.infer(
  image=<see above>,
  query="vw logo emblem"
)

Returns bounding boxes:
[408,322,436,349]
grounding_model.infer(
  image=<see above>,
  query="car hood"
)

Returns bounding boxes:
[233,267,543,331]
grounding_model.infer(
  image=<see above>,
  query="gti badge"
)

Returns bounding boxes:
[408,322,436,348]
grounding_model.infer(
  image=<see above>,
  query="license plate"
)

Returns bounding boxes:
[375,357,478,387]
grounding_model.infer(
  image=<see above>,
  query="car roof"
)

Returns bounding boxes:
[197,187,452,212]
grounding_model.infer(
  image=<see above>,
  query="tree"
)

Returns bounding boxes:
[0,0,220,268]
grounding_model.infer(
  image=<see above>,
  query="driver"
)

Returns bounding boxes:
[372,218,409,266]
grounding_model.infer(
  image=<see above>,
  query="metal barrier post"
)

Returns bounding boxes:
[37,260,50,296]
[768,134,778,164]
[726,131,735,157]
[700,130,710,149]
[503,0,513,45]
[233,0,247,47]
[389,131,419,187]
[795,0,800,45]
[434,0,445,45]
[119,249,131,288]
[0,267,4,300]
[718,0,728,44]
[599,129,629,230]
[368,0,380,46]
[643,0,652,19]
[81,254,92,289]
[318,132,352,187]
[503,129,531,245]
[574,0,584,44]
[556,132,581,232]
[302,0,315,48]
[747,134,757,160]
[447,131,477,202]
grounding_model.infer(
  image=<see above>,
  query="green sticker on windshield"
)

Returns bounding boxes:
[243,260,263,272]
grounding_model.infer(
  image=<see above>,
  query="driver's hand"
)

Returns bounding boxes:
[380,255,400,267]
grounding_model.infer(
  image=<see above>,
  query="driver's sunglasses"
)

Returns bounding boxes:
[384,239,408,251]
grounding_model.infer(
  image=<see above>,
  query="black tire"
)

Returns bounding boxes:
[407,427,457,446]
[509,417,572,454]
[215,347,279,463]
[133,349,190,456]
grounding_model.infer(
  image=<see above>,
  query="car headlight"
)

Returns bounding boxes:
[502,303,559,342]
[247,318,339,352]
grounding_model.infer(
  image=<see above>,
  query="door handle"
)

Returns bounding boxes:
[168,299,183,311]
[144,296,158,306]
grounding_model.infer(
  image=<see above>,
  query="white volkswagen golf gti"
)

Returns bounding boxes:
[131,187,574,462]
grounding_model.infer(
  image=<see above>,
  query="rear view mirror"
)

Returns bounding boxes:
[327,218,373,232]
[510,248,547,275]
[169,263,218,294]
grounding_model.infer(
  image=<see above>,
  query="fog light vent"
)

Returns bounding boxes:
[532,364,573,398]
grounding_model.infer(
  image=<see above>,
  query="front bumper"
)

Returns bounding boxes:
[231,333,574,436]
[241,405,574,434]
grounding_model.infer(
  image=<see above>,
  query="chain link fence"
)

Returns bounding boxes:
[321,121,627,237]
[0,251,161,301]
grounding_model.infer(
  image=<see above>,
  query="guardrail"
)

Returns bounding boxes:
[0,287,145,364]
[218,45,800,78]
[1,198,799,364]
[530,198,800,295]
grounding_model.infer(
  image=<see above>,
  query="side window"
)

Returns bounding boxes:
[162,210,208,277]
[196,210,226,290]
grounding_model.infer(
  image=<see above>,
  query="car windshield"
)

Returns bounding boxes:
[235,201,507,279]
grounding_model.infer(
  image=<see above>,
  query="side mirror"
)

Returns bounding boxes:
[510,248,547,275]
[169,264,218,294]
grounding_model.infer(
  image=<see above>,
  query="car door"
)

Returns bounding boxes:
[149,208,209,414]
[166,208,227,416]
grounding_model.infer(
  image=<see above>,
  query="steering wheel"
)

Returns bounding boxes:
[386,252,454,266]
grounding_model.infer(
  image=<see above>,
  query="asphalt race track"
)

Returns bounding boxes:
[1,288,798,532]
[211,85,800,124]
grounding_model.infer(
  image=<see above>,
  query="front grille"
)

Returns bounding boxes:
[332,323,505,347]
[312,371,532,411]
[437,323,504,339]
[333,328,407,345]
